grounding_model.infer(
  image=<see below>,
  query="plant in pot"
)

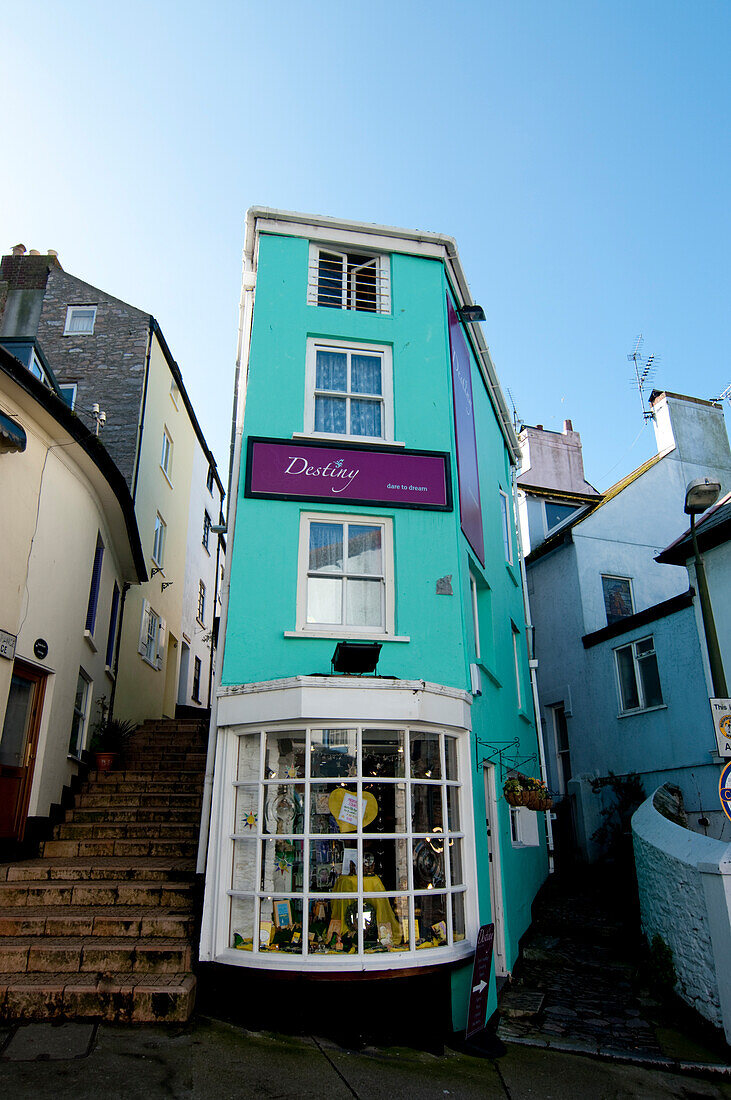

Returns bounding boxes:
[503,772,553,811]
[89,716,137,772]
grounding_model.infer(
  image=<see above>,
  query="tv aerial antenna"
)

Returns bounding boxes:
[710,383,731,406]
[627,335,657,422]
[506,388,522,432]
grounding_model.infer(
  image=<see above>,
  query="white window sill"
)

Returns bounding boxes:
[83,630,97,653]
[104,664,115,681]
[292,432,405,449]
[141,654,161,670]
[160,466,174,489]
[505,562,519,586]
[67,753,84,763]
[617,704,667,719]
[284,630,410,642]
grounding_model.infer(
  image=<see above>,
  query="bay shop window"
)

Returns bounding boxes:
[221,725,470,967]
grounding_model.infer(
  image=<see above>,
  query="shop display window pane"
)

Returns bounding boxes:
[310,728,357,778]
[361,893,406,953]
[260,839,304,893]
[262,785,305,835]
[414,892,449,949]
[412,837,446,890]
[451,891,466,942]
[264,730,306,780]
[446,786,460,832]
[362,729,406,778]
[411,784,444,832]
[237,735,260,782]
[309,839,357,891]
[258,897,304,954]
[449,838,464,886]
[362,782,408,833]
[307,897,356,954]
[309,782,358,833]
[363,837,409,892]
[230,896,255,951]
[234,786,259,833]
[444,737,458,781]
[410,732,442,779]
[231,839,256,892]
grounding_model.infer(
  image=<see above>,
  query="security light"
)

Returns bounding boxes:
[684,478,721,515]
[456,304,486,324]
[331,641,382,675]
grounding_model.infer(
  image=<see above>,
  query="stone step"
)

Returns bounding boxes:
[90,765,204,779]
[0,906,194,939]
[64,807,201,825]
[54,822,199,840]
[42,838,198,859]
[0,857,194,884]
[0,936,192,975]
[76,791,202,808]
[0,971,196,1023]
[0,879,193,909]
[85,774,203,792]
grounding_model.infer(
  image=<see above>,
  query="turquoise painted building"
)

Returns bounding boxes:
[199,209,548,1037]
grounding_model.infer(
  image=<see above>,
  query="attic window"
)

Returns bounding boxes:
[307,245,390,314]
[64,305,97,335]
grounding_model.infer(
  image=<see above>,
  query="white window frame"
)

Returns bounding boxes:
[138,599,165,669]
[63,305,97,335]
[306,243,391,314]
[59,383,77,409]
[197,580,206,626]
[152,513,166,568]
[543,499,578,536]
[500,489,513,565]
[512,625,523,711]
[614,635,664,715]
[302,338,394,443]
[161,428,173,485]
[469,573,481,661]
[170,380,179,408]
[509,806,541,847]
[203,510,212,553]
[68,669,92,759]
[550,703,571,796]
[293,512,396,639]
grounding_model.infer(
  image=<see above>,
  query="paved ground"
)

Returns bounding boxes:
[0,1017,730,1100]
[497,868,731,1067]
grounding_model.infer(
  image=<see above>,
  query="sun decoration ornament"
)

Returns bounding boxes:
[276,854,292,875]
[243,810,258,829]
[285,765,299,779]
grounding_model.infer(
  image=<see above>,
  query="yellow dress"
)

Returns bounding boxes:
[329,874,402,945]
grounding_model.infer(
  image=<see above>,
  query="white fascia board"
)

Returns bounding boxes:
[243,207,520,465]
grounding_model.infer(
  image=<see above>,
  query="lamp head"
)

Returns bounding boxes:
[684,477,721,515]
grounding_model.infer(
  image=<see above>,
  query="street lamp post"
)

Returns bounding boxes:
[684,478,728,698]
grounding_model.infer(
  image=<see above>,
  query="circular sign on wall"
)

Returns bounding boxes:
[33,638,48,660]
[720,761,731,824]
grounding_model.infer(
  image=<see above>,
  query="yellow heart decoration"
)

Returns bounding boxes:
[328,788,378,833]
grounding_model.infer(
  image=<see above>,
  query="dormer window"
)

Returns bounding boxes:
[307,245,390,314]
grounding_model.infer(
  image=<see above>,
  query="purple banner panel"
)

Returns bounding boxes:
[245,438,452,511]
[447,295,485,565]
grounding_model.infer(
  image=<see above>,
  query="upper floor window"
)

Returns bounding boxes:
[500,490,513,565]
[170,380,179,408]
[307,245,390,314]
[197,580,206,626]
[207,466,215,494]
[615,636,663,714]
[59,383,77,409]
[85,533,105,634]
[602,575,634,626]
[138,600,165,668]
[29,350,52,388]
[545,500,577,533]
[295,512,394,636]
[68,669,92,758]
[512,625,523,710]
[64,305,97,335]
[152,513,166,567]
[161,428,173,482]
[203,510,212,552]
[304,339,393,442]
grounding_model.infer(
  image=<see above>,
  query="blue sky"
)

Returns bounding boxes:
[4,0,730,490]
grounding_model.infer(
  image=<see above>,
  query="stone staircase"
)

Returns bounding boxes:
[0,718,208,1023]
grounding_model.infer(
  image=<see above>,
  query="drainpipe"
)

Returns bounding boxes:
[196,228,256,876]
[512,467,555,873]
[205,525,223,710]
[107,582,130,721]
[131,320,153,505]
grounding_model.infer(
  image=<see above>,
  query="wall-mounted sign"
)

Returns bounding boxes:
[33,638,49,660]
[0,629,16,661]
[447,296,485,565]
[710,698,731,758]
[245,437,452,511]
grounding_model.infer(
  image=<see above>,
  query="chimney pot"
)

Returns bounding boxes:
[28,249,40,256]
[12,244,26,256]
[47,249,58,258]
[536,424,543,430]
[563,419,573,432]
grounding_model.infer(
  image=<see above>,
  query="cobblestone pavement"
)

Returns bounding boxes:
[497,868,731,1065]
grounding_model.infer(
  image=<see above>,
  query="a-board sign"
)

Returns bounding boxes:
[710,698,731,758]
[465,923,495,1039]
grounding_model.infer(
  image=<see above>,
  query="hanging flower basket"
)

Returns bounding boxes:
[503,773,553,812]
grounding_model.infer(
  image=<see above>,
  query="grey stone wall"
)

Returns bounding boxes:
[35,269,150,489]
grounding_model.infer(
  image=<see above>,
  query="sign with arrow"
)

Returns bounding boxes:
[465,923,495,1039]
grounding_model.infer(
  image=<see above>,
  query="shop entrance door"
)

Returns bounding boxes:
[0,661,46,840]
[483,764,507,976]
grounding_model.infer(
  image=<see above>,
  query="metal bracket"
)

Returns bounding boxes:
[473,736,538,782]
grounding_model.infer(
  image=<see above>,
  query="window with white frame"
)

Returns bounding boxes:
[152,513,166,567]
[192,656,202,703]
[304,339,393,441]
[307,244,390,314]
[203,510,212,552]
[295,513,394,635]
[59,383,77,409]
[197,580,206,626]
[207,466,215,494]
[545,500,577,533]
[68,669,91,757]
[551,704,571,794]
[227,725,466,962]
[500,490,513,564]
[615,636,663,714]
[138,601,164,668]
[509,806,541,847]
[602,575,634,625]
[161,428,173,482]
[64,305,97,335]
[469,574,481,661]
[512,625,523,710]
[170,379,179,407]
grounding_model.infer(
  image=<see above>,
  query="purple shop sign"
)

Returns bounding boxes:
[447,295,485,565]
[245,437,452,511]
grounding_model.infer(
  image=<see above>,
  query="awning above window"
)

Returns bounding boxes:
[0,410,27,454]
